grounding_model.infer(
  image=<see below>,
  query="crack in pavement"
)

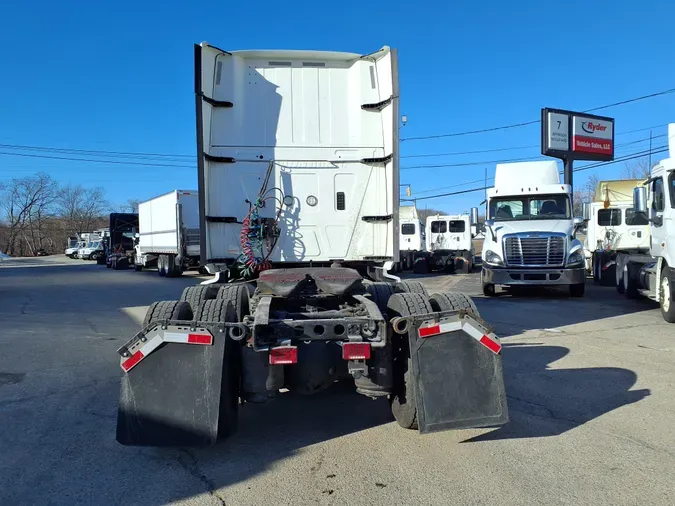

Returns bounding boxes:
[177,449,227,505]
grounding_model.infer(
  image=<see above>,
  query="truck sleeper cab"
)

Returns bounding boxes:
[481,161,586,297]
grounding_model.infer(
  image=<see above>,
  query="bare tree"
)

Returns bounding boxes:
[117,198,140,214]
[56,184,109,236]
[0,173,58,256]
[572,174,600,216]
[417,208,448,223]
[621,157,651,180]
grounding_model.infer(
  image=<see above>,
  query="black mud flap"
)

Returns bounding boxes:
[408,314,508,433]
[116,337,226,446]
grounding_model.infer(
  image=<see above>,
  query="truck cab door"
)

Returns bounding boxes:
[650,176,668,259]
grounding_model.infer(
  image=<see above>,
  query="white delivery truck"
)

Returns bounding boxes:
[399,204,425,270]
[77,239,106,260]
[481,161,586,297]
[65,237,85,258]
[617,124,675,322]
[134,190,200,277]
[419,210,478,274]
[583,179,649,285]
[115,43,508,447]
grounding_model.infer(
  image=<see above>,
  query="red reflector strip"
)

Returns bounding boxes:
[269,347,297,365]
[419,325,441,338]
[342,343,371,360]
[187,333,212,345]
[121,350,144,372]
[479,335,502,354]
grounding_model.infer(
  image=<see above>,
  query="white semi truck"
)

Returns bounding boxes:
[616,125,675,322]
[481,161,586,297]
[115,43,508,447]
[583,179,649,285]
[398,204,425,270]
[134,190,201,276]
[418,211,478,274]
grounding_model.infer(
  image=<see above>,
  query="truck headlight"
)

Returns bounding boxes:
[484,250,504,266]
[567,251,584,267]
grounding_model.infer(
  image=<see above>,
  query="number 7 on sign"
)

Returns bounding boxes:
[557,120,561,129]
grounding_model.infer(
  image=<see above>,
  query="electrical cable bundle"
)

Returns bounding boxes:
[237,162,285,278]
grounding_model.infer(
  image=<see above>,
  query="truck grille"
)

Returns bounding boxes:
[503,235,565,267]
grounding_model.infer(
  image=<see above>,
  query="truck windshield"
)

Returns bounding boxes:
[401,223,416,235]
[489,194,570,221]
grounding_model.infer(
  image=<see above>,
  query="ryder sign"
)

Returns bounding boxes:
[541,108,615,162]
[573,117,613,156]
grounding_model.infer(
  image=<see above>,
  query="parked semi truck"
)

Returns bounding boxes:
[105,213,139,269]
[134,190,200,276]
[616,125,675,322]
[417,210,478,274]
[583,179,649,285]
[115,43,508,447]
[481,161,586,297]
[399,204,425,270]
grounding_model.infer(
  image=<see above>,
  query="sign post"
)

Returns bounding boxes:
[541,108,615,199]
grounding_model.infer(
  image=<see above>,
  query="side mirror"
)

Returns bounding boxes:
[582,203,591,221]
[573,217,584,226]
[485,219,495,228]
[633,187,647,213]
[470,207,479,226]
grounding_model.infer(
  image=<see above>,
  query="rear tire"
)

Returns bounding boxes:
[157,255,166,277]
[481,270,496,297]
[624,262,639,299]
[387,292,434,430]
[569,283,585,297]
[180,285,220,313]
[430,292,479,316]
[165,255,182,278]
[143,300,193,327]
[216,284,251,320]
[394,280,428,296]
[366,282,395,315]
[413,257,429,274]
[194,298,241,438]
[615,253,628,294]
[660,266,675,323]
[593,251,602,283]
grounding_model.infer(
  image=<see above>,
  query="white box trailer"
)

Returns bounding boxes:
[115,43,508,447]
[134,190,200,276]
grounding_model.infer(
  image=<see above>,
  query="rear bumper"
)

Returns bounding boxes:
[483,266,585,285]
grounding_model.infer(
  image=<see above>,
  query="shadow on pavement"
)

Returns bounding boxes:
[464,343,650,442]
[471,282,659,338]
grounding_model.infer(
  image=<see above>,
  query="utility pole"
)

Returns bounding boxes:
[649,130,653,170]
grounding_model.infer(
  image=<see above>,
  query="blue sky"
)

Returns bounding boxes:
[1,0,673,213]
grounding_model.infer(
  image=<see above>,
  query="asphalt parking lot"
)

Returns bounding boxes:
[1,259,674,505]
